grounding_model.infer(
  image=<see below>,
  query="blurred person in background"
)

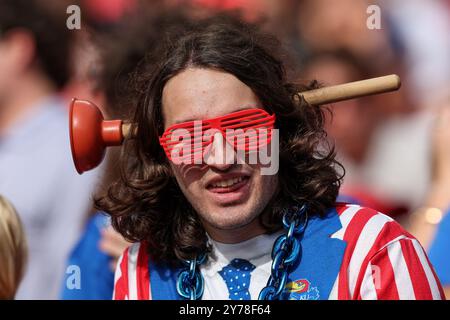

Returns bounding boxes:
[0,195,27,300]
[302,51,391,213]
[371,0,450,213]
[302,50,414,218]
[0,0,102,299]
[407,103,450,299]
[380,0,450,107]
[291,0,450,219]
[295,0,397,66]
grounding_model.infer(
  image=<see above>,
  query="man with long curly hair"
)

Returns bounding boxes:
[97,17,444,300]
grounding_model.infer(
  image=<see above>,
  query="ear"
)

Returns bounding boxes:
[3,29,36,73]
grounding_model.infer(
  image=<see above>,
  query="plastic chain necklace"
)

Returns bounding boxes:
[176,205,308,300]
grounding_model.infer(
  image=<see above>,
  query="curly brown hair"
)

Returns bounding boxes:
[95,15,344,265]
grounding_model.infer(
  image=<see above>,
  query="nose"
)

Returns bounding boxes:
[204,132,236,171]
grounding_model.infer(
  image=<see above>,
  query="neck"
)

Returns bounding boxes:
[0,72,56,136]
[203,217,268,244]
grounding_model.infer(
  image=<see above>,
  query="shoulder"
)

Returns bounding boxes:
[331,203,444,300]
[333,203,419,274]
[332,203,413,287]
[332,203,412,253]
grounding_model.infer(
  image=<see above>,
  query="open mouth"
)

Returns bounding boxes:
[207,176,248,191]
[206,174,251,197]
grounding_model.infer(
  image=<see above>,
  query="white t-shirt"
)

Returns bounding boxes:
[201,231,283,300]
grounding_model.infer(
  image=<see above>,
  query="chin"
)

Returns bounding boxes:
[204,204,259,230]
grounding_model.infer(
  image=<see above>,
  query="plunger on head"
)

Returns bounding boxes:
[69,74,401,174]
[69,99,129,174]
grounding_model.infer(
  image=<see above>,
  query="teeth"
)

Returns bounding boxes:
[211,177,244,188]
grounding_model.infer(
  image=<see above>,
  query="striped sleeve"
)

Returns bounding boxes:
[113,246,129,300]
[359,238,445,300]
[329,204,445,300]
[113,242,151,300]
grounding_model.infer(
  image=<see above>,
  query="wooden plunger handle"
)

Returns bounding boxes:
[122,123,132,139]
[119,74,401,139]
[299,74,401,105]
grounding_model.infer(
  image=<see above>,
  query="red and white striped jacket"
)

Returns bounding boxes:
[329,204,444,299]
[113,204,445,300]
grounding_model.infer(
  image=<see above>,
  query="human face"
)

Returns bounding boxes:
[161,68,279,243]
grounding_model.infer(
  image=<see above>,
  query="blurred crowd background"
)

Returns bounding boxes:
[0,0,449,299]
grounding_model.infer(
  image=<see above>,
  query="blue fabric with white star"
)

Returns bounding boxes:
[218,258,255,300]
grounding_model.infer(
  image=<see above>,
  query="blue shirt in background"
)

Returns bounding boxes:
[60,214,115,300]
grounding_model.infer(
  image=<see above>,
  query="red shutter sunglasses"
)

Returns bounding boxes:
[159,108,276,164]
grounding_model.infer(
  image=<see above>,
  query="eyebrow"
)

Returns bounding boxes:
[174,105,260,124]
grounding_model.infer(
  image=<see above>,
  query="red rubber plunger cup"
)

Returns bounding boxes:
[69,99,123,174]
